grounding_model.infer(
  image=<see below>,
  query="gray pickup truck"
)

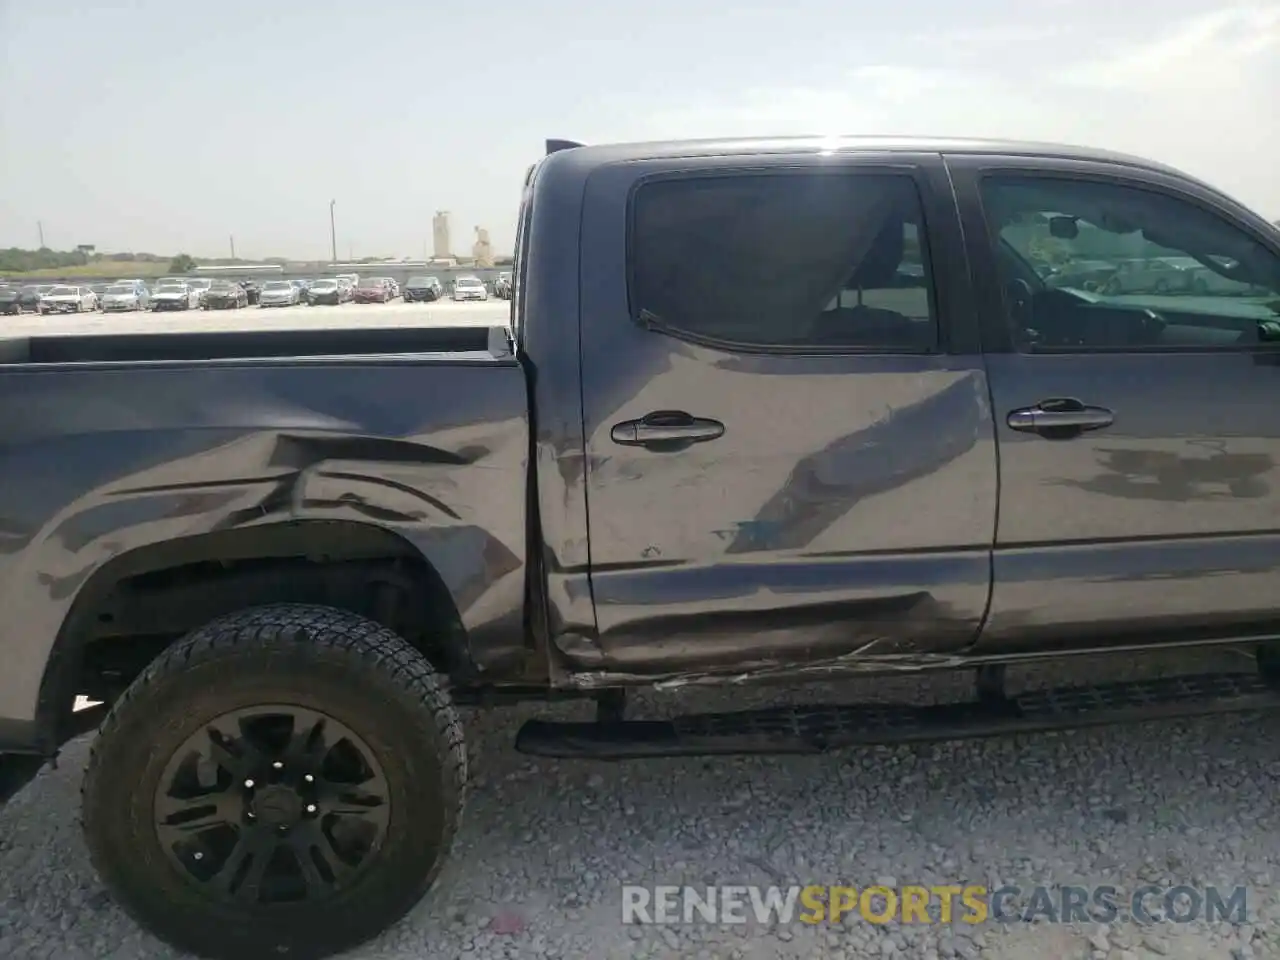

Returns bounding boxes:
[2,135,1280,959]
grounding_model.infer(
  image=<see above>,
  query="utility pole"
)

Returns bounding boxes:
[37,221,44,248]
[329,200,337,263]
[229,235,236,259]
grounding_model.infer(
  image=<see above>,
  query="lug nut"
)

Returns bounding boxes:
[306,804,317,813]
[304,774,314,783]
[194,851,204,860]
[272,761,284,770]
[244,779,255,789]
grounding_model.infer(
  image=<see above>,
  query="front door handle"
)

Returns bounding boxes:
[611,411,725,448]
[1007,398,1114,437]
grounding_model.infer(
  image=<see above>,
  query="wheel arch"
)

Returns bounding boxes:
[36,519,471,750]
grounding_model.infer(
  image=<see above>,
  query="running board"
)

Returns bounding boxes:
[515,672,1280,759]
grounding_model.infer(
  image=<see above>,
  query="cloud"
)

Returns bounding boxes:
[625,7,1278,217]
[1058,5,1280,91]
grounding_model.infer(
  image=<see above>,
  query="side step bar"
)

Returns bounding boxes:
[515,672,1280,759]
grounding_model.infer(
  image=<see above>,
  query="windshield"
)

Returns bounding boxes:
[407,276,431,285]
[157,283,185,292]
[105,284,134,294]
[20,286,38,294]
[210,281,235,291]
[311,280,337,289]
[264,281,292,290]
[457,278,480,287]
[47,286,76,296]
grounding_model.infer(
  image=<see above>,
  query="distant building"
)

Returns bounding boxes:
[472,227,494,267]
[432,211,452,259]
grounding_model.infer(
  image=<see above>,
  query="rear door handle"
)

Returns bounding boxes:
[1007,398,1114,437]
[611,411,725,448]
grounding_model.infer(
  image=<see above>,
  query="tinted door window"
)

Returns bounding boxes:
[981,175,1280,350]
[629,172,937,351]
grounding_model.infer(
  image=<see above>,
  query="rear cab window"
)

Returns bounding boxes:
[627,171,938,352]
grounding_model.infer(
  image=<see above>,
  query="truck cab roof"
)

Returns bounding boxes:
[542,133,1181,169]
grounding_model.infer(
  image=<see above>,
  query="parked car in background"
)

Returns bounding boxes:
[403,276,443,302]
[150,281,200,311]
[17,285,47,313]
[1181,261,1268,295]
[1100,257,1197,295]
[31,284,60,313]
[101,282,148,312]
[41,285,98,313]
[0,285,20,315]
[354,278,392,303]
[258,279,300,307]
[452,275,488,301]
[306,278,346,305]
[290,279,311,303]
[88,283,110,310]
[123,279,152,308]
[239,279,262,305]
[202,280,249,310]
[183,278,213,307]
[493,272,512,299]
[1042,259,1119,292]
[373,277,399,299]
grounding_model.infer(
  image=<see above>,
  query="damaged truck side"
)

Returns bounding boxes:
[4,136,1280,959]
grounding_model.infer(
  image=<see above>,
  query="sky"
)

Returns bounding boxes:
[0,0,1276,259]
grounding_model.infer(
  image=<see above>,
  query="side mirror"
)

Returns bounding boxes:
[1049,216,1079,240]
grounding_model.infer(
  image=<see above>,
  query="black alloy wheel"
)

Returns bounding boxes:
[153,705,391,907]
[82,604,468,960]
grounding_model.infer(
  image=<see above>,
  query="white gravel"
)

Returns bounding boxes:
[1,648,1277,960]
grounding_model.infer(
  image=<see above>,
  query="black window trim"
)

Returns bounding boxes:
[966,159,1280,357]
[623,163,946,357]
[510,175,536,352]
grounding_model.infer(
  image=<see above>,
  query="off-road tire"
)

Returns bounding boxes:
[81,604,467,960]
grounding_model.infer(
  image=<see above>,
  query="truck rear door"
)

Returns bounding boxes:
[574,149,998,678]
[946,152,1280,649]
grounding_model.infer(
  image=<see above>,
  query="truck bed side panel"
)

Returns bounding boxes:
[0,359,529,736]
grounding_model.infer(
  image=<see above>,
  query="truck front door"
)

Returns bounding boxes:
[947,154,1280,650]
[574,151,999,679]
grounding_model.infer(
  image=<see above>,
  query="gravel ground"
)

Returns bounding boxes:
[1,649,1277,960]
